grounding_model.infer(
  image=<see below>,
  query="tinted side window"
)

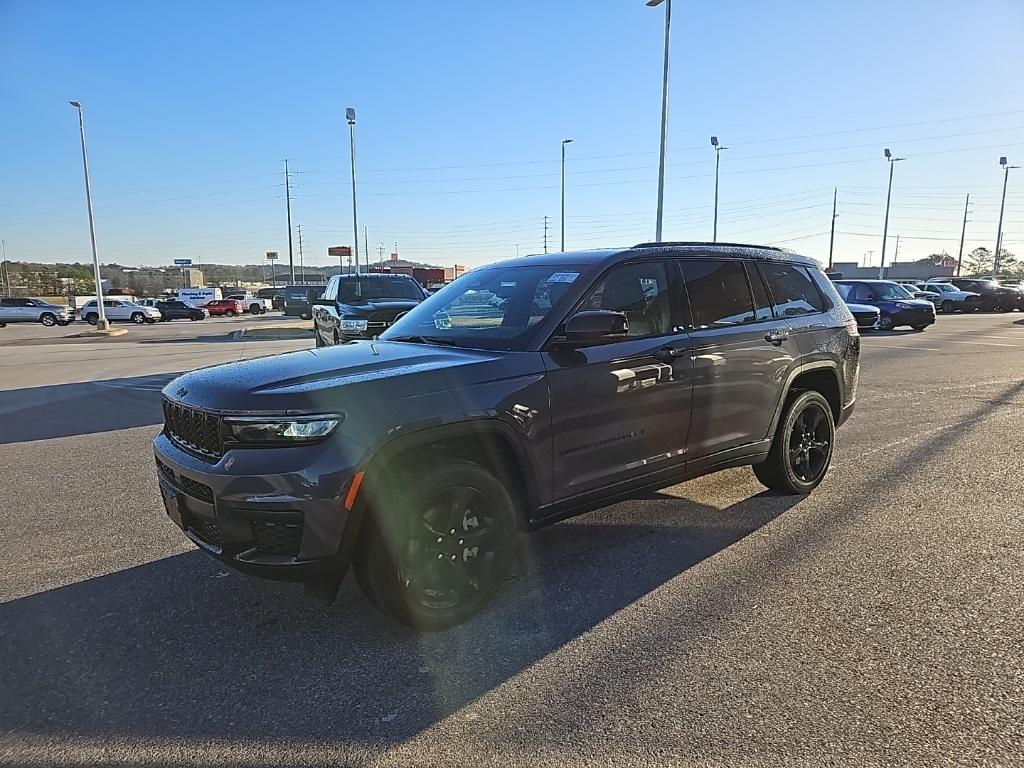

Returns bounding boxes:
[679,259,754,328]
[579,261,672,338]
[760,263,825,316]
[744,262,774,321]
[850,284,875,302]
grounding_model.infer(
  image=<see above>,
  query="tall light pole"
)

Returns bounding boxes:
[879,148,905,280]
[560,138,573,251]
[346,107,360,275]
[284,159,295,283]
[0,239,8,296]
[647,0,671,242]
[994,156,1019,277]
[710,136,727,242]
[69,101,108,330]
[828,187,838,270]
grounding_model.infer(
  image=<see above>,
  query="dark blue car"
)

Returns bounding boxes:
[832,279,936,331]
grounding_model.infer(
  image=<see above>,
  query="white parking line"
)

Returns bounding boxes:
[941,339,1020,348]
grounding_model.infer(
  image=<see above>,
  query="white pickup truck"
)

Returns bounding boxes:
[224,293,272,314]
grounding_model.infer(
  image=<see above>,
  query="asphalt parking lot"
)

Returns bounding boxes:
[1,312,1022,767]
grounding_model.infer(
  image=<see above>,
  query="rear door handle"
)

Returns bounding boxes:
[653,346,685,362]
[764,330,789,346]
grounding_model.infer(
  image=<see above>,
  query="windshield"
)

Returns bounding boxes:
[929,283,955,292]
[875,283,914,300]
[833,283,852,301]
[340,279,424,303]
[380,264,584,350]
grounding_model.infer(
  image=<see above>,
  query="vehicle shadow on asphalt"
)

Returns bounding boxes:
[0,373,175,443]
[0,486,798,751]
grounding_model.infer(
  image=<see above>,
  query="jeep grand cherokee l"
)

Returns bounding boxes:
[154,242,860,630]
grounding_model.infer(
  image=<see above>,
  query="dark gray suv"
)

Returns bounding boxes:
[153,243,860,629]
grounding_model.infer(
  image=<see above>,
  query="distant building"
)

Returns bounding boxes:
[828,261,955,280]
[183,268,205,288]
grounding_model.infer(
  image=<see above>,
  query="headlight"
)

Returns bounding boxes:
[223,415,342,444]
[340,318,368,332]
[895,301,915,309]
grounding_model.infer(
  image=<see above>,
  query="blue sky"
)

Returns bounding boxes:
[2,0,1023,272]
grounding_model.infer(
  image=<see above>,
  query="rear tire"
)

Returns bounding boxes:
[225,310,235,317]
[39,313,57,327]
[354,461,517,631]
[85,314,98,326]
[754,390,835,495]
[911,323,928,332]
[941,300,955,313]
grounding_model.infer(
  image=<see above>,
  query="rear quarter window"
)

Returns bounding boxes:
[759,262,828,316]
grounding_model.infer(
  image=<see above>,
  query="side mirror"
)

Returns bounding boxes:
[559,310,628,344]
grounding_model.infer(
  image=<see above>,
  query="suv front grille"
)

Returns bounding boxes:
[189,518,223,547]
[252,520,302,557]
[365,310,402,333]
[163,399,223,461]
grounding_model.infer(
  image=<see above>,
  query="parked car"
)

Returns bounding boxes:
[156,299,208,321]
[154,242,860,629]
[937,277,1022,311]
[0,297,73,327]
[224,293,271,314]
[312,273,427,345]
[918,282,983,313]
[204,299,245,317]
[832,279,936,331]
[830,287,881,331]
[80,299,161,325]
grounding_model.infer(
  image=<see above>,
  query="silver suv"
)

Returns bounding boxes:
[0,297,73,327]
[79,299,162,325]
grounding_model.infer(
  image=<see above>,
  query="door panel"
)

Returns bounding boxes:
[544,335,692,498]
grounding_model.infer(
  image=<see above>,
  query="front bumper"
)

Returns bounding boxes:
[891,307,936,327]
[153,430,365,582]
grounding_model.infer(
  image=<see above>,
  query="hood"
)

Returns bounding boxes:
[339,300,421,315]
[894,298,935,309]
[845,302,880,313]
[163,340,511,413]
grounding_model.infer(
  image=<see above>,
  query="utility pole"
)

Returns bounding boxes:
[956,193,970,277]
[0,239,8,296]
[297,224,305,283]
[828,187,837,270]
[378,243,385,272]
[543,215,549,254]
[69,101,109,330]
[893,234,901,268]
[561,138,573,251]
[285,159,295,283]
[364,225,369,272]
[648,0,672,242]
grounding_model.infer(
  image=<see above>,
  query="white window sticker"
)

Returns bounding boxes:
[548,272,579,283]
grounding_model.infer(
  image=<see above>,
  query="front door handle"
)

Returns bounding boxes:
[653,346,685,362]
[764,329,789,346]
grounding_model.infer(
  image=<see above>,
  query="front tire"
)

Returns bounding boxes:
[354,461,517,630]
[131,312,146,324]
[878,314,896,331]
[754,390,835,495]
[911,323,928,332]
[941,300,955,313]
[225,310,235,317]
[39,313,57,327]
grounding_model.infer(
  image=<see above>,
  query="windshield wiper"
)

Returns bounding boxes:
[387,334,459,346]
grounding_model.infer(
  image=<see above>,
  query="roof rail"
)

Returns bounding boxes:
[632,241,787,252]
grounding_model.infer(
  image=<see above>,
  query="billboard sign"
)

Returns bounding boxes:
[328,246,352,257]
[173,258,192,266]
[265,251,279,260]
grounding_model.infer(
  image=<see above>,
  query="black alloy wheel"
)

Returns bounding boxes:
[354,461,516,630]
[878,314,896,331]
[754,390,835,495]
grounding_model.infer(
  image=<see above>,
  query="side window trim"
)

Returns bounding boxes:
[744,261,777,324]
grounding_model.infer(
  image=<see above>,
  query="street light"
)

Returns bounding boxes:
[994,156,1019,276]
[561,138,573,251]
[710,136,728,242]
[647,0,671,242]
[346,107,360,275]
[879,147,905,279]
[69,100,109,330]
